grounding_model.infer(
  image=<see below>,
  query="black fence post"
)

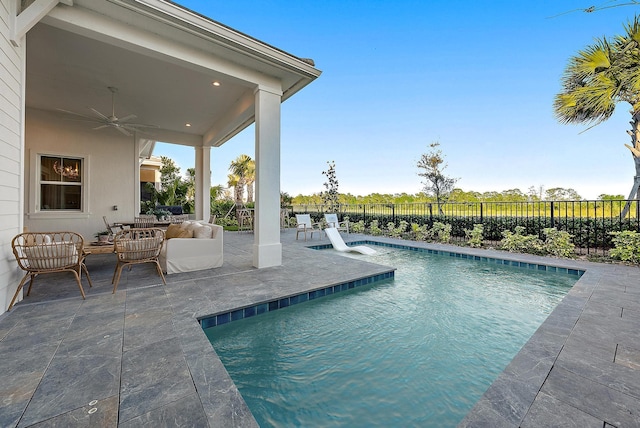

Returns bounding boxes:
[550,201,555,228]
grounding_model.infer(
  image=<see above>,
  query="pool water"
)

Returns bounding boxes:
[204,247,577,427]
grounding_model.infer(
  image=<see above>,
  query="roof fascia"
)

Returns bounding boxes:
[106,0,321,81]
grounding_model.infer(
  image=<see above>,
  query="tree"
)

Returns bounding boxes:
[545,187,582,201]
[417,142,458,214]
[228,154,254,206]
[321,160,340,211]
[159,156,180,189]
[554,16,640,217]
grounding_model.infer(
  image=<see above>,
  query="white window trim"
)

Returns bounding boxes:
[28,151,91,219]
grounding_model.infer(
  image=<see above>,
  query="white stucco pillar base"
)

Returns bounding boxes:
[253,242,283,268]
[253,85,282,268]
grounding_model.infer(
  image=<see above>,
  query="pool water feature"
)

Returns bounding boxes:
[204,247,579,427]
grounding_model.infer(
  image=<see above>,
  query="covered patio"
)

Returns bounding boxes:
[2,0,321,312]
[1,230,640,426]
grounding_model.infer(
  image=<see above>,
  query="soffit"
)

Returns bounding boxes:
[25,0,321,146]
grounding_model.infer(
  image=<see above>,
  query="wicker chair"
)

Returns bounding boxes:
[103,215,124,238]
[112,228,166,293]
[134,215,156,228]
[9,231,93,310]
[170,214,189,224]
[236,208,253,233]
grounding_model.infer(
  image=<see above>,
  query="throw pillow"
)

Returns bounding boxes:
[167,224,194,239]
[193,224,212,239]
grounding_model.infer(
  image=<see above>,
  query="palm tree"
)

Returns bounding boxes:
[227,173,242,206]
[228,154,254,206]
[554,16,640,217]
[245,160,256,203]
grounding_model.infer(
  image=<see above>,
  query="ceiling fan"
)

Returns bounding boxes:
[57,86,158,136]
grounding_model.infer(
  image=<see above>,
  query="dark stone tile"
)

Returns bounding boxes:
[178,327,257,427]
[0,371,42,428]
[123,306,176,352]
[119,338,196,422]
[27,395,118,428]
[615,345,640,371]
[19,343,121,427]
[118,393,208,428]
[521,391,602,427]
[470,372,539,426]
[541,366,640,427]
[456,397,516,428]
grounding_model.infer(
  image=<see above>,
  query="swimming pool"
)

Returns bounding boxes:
[204,246,579,427]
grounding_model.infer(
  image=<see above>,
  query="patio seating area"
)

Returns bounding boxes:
[1,229,640,426]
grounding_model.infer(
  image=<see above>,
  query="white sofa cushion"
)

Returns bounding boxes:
[193,224,213,239]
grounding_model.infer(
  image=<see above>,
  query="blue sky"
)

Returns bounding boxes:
[154,1,639,199]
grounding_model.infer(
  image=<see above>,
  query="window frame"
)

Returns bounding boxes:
[28,151,91,219]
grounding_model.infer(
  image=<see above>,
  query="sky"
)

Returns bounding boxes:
[153,0,640,200]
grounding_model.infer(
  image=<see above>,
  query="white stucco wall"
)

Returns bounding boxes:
[24,108,139,241]
[0,0,25,312]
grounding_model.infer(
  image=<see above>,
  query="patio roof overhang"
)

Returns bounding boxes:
[24,0,321,149]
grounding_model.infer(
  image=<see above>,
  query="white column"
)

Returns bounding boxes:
[195,146,211,221]
[253,86,282,268]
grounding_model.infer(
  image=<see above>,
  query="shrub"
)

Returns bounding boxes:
[465,224,484,248]
[500,226,543,254]
[351,220,366,233]
[610,231,640,263]
[411,222,430,241]
[431,222,452,243]
[368,220,383,236]
[387,221,408,238]
[543,228,575,258]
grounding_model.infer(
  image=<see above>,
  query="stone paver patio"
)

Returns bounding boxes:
[1,229,639,427]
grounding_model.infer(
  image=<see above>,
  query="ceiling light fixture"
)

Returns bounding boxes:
[211,81,221,87]
[185,123,191,127]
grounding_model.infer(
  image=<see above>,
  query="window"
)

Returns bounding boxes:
[39,155,83,211]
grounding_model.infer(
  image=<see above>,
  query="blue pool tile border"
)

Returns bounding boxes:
[308,240,586,278]
[199,271,394,329]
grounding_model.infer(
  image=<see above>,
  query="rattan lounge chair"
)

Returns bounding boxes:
[112,228,166,293]
[9,231,93,310]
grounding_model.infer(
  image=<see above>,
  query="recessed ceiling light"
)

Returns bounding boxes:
[185,123,191,127]
[212,81,221,87]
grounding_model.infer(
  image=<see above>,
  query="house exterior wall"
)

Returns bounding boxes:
[24,108,139,241]
[0,0,25,311]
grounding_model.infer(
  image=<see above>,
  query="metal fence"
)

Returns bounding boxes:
[291,200,640,256]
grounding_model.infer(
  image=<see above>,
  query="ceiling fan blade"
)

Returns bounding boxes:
[118,114,137,122]
[115,125,132,136]
[56,108,97,120]
[92,124,109,130]
[120,122,159,128]
[89,107,110,121]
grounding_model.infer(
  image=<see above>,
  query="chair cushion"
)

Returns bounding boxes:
[23,242,78,269]
[119,237,161,260]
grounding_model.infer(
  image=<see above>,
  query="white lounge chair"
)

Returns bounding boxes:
[324,227,376,255]
[295,214,323,240]
[324,213,349,233]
